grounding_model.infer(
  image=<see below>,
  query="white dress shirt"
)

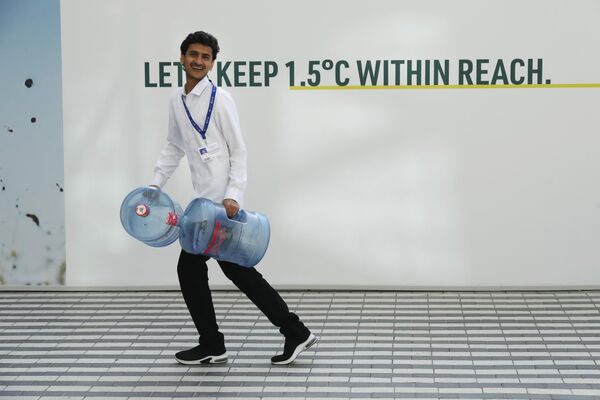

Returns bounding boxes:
[152,76,247,207]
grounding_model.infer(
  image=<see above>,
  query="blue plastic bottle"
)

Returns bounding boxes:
[120,187,183,248]
[120,187,270,267]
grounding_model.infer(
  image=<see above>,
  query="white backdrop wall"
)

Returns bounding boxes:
[61,0,600,288]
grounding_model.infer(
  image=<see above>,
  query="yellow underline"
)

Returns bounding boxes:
[289,83,600,90]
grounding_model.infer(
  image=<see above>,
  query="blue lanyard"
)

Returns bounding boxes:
[181,84,217,140]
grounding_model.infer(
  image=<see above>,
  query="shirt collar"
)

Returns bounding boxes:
[184,76,211,97]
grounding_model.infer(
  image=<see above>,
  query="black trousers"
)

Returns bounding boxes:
[177,249,308,349]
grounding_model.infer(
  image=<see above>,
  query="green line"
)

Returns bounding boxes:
[289,83,600,91]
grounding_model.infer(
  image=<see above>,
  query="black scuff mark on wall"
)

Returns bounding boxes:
[25,213,40,227]
[57,261,66,285]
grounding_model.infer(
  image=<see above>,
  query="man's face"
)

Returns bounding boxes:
[180,43,214,82]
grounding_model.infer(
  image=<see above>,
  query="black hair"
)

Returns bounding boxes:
[180,31,220,60]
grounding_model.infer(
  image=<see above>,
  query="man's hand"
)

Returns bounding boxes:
[223,198,240,218]
[142,185,160,202]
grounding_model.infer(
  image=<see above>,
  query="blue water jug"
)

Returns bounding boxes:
[120,187,270,267]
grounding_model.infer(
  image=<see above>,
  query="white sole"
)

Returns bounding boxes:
[175,352,228,365]
[271,334,317,365]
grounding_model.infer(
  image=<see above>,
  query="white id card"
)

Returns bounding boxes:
[198,141,221,162]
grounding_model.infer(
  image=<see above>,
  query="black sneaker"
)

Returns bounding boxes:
[175,345,227,365]
[271,333,317,365]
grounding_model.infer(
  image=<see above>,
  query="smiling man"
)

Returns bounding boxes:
[149,31,316,365]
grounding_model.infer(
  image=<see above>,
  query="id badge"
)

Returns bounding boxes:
[198,141,221,163]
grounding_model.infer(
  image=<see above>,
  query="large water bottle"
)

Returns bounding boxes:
[120,187,183,248]
[120,187,270,267]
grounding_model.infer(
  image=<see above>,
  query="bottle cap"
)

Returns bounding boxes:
[166,212,178,226]
[135,204,149,217]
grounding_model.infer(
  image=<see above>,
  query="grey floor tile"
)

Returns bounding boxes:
[1,290,600,399]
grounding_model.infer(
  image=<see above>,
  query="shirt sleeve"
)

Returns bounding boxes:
[215,89,247,205]
[151,98,186,188]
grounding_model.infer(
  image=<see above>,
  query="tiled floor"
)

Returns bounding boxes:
[1,290,600,399]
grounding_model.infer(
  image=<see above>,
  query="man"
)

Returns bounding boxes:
[150,31,316,365]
